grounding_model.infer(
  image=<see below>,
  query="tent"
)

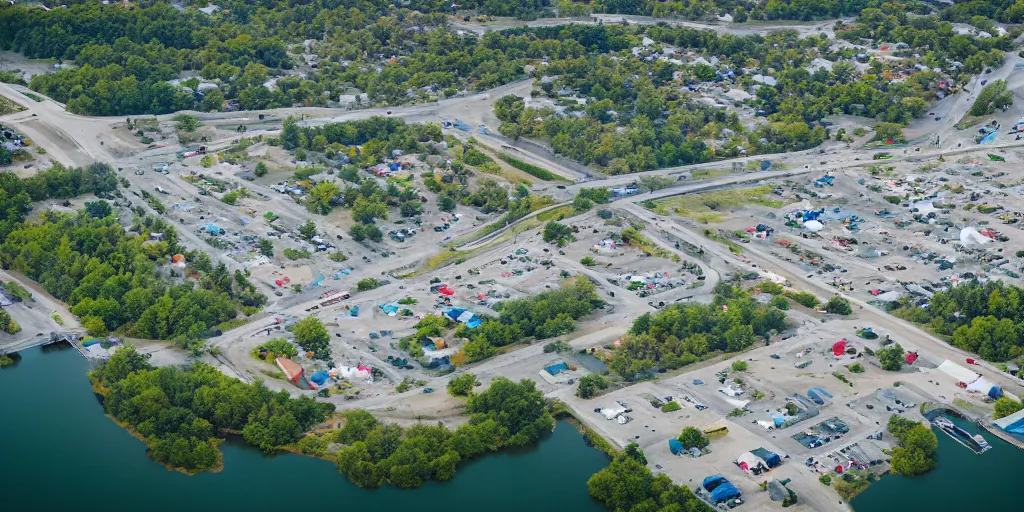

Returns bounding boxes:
[966,376,1003,399]
[937,360,980,383]
[710,482,741,503]
[438,285,455,296]
[959,227,991,246]
[736,452,767,472]
[703,475,727,492]
[669,439,684,455]
[310,371,329,386]
[994,408,1024,435]
[832,340,847,357]
[803,220,824,232]
[545,362,569,375]
[751,447,782,468]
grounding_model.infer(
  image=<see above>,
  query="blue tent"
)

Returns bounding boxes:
[807,389,825,405]
[310,371,329,386]
[710,482,741,503]
[703,475,727,492]
[751,447,782,468]
[669,439,683,455]
[989,386,1004,399]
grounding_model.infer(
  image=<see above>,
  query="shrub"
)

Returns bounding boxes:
[357,278,383,291]
[731,360,748,372]
[824,296,852,315]
[576,374,609,398]
[847,363,865,373]
[447,373,477,397]
[678,426,708,449]
[661,401,682,412]
[580,256,597,266]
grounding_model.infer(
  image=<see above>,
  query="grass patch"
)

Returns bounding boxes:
[283,248,311,260]
[496,152,566,181]
[22,92,44,102]
[648,185,788,223]
[0,95,25,115]
[689,169,729,180]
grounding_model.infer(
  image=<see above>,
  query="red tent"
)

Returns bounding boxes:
[905,352,919,365]
[832,340,847,357]
[438,285,455,296]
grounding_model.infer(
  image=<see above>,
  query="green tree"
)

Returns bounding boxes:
[542,221,574,246]
[299,219,317,239]
[575,373,609,398]
[293,316,330,359]
[306,182,340,214]
[877,343,905,371]
[84,200,113,218]
[254,162,268,177]
[678,426,709,450]
[173,114,200,132]
[994,397,1024,419]
[447,373,477,397]
[257,239,273,257]
[624,442,647,465]
[824,295,853,315]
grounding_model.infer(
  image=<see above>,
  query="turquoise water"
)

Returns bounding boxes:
[852,415,1024,510]
[0,345,608,511]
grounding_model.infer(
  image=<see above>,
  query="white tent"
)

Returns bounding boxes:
[966,376,996,394]
[959,227,990,246]
[936,360,979,383]
[601,407,626,420]
[803,220,824,232]
[736,451,767,472]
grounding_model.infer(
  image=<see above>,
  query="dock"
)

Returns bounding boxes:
[980,421,1024,451]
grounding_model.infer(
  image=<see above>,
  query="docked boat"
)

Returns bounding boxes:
[933,416,992,454]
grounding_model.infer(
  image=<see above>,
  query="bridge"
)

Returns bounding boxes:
[1,332,88,358]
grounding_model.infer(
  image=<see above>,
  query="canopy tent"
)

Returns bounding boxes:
[736,452,767,472]
[937,360,980,383]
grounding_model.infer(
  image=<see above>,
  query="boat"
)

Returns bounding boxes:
[932,416,992,454]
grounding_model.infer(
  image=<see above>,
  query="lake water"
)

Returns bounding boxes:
[0,345,609,511]
[852,415,1024,510]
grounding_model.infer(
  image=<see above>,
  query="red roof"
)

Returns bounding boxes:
[275,357,303,383]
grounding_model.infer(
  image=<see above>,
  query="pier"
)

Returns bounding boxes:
[980,421,1024,451]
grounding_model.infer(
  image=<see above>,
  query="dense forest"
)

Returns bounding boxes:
[0,163,117,237]
[491,15,1009,173]
[0,211,263,349]
[91,345,335,472]
[335,377,553,488]
[896,280,1024,362]
[610,283,787,378]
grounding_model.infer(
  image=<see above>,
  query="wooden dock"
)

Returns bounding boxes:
[980,421,1024,451]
